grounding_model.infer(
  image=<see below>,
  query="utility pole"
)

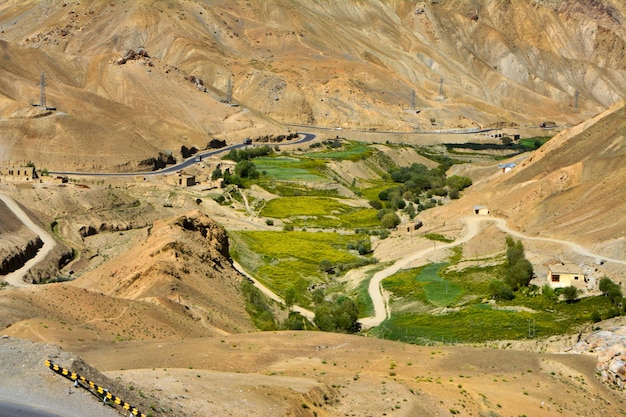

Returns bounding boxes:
[528,319,536,338]
[410,89,416,110]
[39,71,47,108]
[439,76,444,97]
[574,89,579,111]
[227,77,232,104]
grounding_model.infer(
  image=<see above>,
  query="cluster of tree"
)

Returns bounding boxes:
[224,145,273,162]
[373,163,472,228]
[180,145,198,158]
[313,295,361,333]
[211,160,260,188]
[488,237,534,300]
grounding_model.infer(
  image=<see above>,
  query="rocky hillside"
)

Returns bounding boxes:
[446,100,626,260]
[0,0,625,170]
[0,211,255,347]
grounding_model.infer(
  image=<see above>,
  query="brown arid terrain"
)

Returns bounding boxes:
[1,1,626,416]
[0,0,625,170]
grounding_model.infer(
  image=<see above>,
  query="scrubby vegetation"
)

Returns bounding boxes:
[373,238,625,344]
[373,162,472,218]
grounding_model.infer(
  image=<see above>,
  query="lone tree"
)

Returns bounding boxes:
[599,277,623,305]
[504,237,533,290]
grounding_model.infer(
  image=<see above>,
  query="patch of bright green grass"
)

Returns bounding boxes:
[422,233,454,243]
[383,263,462,307]
[518,136,551,151]
[261,197,380,229]
[261,197,345,218]
[376,259,620,344]
[360,182,399,201]
[230,230,367,296]
[379,305,540,343]
[254,157,327,181]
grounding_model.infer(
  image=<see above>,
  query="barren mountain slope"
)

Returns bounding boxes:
[0,211,255,347]
[1,0,625,170]
[433,101,626,260]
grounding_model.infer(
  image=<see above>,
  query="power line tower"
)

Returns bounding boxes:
[39,71,47,108]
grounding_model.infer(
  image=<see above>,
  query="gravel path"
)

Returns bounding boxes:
[359,215,626,329]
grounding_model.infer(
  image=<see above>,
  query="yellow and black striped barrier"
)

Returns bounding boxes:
[45,359,146,417]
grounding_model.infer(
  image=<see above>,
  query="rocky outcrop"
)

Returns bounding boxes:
[115,47,150,65]
[568,326,626,390]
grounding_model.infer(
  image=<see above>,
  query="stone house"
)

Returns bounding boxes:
[547,263,586,289]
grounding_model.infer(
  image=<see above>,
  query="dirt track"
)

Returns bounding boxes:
[360,215,626,328]
[0,194,57,287]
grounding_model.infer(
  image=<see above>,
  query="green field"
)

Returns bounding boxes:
[374,261,620,344]
[360,181,399,201]
[261,196,380,229]
[230,230,370,300]
[382,263,462,307]
[253,157,327,181]
[518,136,551,151]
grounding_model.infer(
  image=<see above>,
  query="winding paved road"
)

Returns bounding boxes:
[49,133,316,177]
[0,194,57,287]
[0,400,66,417]
[358,215,626,329]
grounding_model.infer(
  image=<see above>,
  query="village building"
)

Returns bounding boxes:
[547,263,587,290]
[166,172,196,187]
[0,164,37,183]
[473,206,489,215]
[498,163,516,173]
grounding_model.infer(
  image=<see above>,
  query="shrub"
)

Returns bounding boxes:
[381,212,401,229]
[319,259,334,274]
[489,279,514,300]
[265,219,274,226]
[368,200,383,210]
[541,284,557,302]
[562,286,580,303]
[599,277,623,305]
[357,239,372,255]
[211,167,223,179]
[591,310,602,323]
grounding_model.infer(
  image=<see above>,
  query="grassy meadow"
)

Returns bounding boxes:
[230,230,372,304]
[221,136,619,345]
[374,260,619,344]
[261,197,380,229]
